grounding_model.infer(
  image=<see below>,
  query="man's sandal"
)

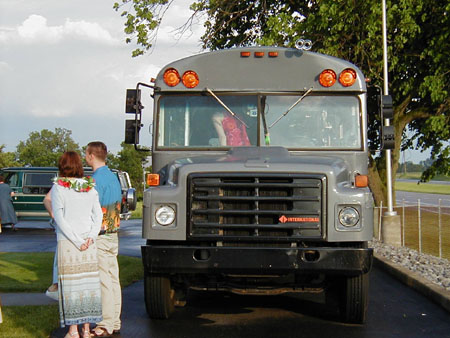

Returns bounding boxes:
[90,327,112,337]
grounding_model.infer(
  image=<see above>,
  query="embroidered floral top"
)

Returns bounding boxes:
[51,176,102,248]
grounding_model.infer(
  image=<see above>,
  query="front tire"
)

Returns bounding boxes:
[339,273,369,324]
[144,275,175,319]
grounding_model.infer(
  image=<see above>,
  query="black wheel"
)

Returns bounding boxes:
[339,273,369,324]
[144,274,175,319]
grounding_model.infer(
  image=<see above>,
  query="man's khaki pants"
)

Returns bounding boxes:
[96,233,121,333]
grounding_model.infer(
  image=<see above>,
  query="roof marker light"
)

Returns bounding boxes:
[182,70,199,88]
[240,51,251,57]
[268,51,278,57]
[163,68,180,87]
[339,68,357,87]
[254,51,264,58]
[319,69,337,87]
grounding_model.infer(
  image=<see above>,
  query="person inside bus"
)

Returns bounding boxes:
[212,111,251,146]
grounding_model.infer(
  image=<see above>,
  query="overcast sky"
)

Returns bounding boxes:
[0,1,430,163]
[0,0,204,154]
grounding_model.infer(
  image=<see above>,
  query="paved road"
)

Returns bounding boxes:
[55,270,450,338]
[0,219,145,256]
[396,191,450,208]
[2,221,450,338]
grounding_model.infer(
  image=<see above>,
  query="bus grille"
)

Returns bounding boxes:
[187,173,324,243]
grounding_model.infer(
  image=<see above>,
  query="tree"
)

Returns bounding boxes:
[115,0,449,205]
[16,128,80,167]
[0,145,19,168]
[115,142,151,198]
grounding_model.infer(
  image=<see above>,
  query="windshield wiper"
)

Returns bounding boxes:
[268,87,313,129]
[205,88,249,128]
[260,95,270,145]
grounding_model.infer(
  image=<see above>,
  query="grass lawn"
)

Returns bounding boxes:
[130,201,143,219]
[396,172,450,181]
[0,305,59,338]
[0,253,143,338]
[395,181,450,195]
[0,253,143,292]
[375,206,450,260]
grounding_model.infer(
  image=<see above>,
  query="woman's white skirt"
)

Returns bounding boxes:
[57,239,102,327]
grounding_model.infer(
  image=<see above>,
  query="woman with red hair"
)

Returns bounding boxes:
[51,151,103,338]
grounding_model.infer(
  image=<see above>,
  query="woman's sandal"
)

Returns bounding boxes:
[82,330,91,338]
[90,327,112,337]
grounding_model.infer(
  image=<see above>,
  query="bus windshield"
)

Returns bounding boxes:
[156,94,361,150]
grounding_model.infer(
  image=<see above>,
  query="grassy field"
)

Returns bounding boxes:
[396,172,450,181]
[395,172,450,195]
[0,305,59,338]
[0,253,143,337]
[395,181,450,195]
[375,206,450,260]
[130,201,143,219]
[0,253,143,292]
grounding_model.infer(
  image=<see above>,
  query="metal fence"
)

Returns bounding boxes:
[374,199,450,260]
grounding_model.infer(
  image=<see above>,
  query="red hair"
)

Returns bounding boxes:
[58,151,84,178]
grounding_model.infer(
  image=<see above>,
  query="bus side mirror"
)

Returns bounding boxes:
[125,89,141,114]
[125,120,140,144]
[381,125,395,150]
[380,95,393,119]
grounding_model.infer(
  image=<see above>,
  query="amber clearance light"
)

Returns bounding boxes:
[163,68,180,87]
[319,69,337,87]
[147,174,160,186]
[182,70,199,88]
[355,175,369,188]
[339,68,357,87]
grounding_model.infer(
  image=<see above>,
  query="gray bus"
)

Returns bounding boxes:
[125,46,383,323]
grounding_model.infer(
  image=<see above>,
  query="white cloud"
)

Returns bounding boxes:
[18,15,63,43]
[63,19,118,45]
[11,14,119,45]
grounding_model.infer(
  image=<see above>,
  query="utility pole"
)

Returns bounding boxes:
[381,0,402,246]
[382,0,396,217]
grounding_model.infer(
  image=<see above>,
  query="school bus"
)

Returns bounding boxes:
[124,46,390,323]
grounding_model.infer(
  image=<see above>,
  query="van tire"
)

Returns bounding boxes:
[144,274,175,319]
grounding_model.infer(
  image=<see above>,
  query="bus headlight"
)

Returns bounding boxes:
[155,205,175,226]
[339,207,360,227]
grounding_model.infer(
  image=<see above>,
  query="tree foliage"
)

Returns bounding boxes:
[115,142,151,198]
[15,128,80,167]
[0,145,19,168]
[116,0,449,204]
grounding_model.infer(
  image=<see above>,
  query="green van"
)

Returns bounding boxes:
[0,167,136,221]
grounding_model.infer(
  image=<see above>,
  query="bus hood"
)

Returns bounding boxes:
[161,147,352,185]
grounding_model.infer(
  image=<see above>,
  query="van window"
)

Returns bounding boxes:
[23,173,56,194]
